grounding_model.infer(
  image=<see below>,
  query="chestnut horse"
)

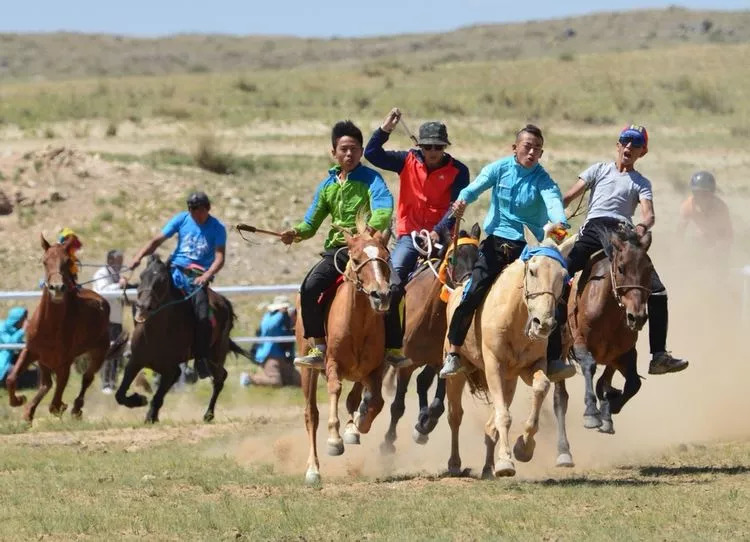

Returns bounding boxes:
[444,227,576,477]
[5,235,128,422]
[115,254,251,423]
[380,224,480,454]
[557,223,652,450]
[298,221,392,485]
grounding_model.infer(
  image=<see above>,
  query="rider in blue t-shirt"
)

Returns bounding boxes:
[127,191,227,379]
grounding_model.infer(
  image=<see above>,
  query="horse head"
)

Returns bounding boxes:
[521,226,576,340]
[605,224,653,331]
[40,234,76,303]
[440,222,481,286]
[133,254,172,323]
[337,218,392,314]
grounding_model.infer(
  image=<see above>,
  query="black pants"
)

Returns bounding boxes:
[547,218,669,360]
[100,322,123,388]
[300,248,349,339]
[447,235,526,346]
[191,286,211,361]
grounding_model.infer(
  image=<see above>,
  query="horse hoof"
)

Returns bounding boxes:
[71,409,82,420]
[481,466,495,480]
[494,460,516,477]
[583,415,602,429]
[513,435,535,463]
[598,421,615,435]
[50,403,68,417]
[305,469,321,486]
[9,395,27,407]
[448,464,462,477]
[203,412,215,423]
[379,441,396,455]
[556,453,575,468]
[327,438,344,456]
[412,427,429,445]
[343,431,360,445]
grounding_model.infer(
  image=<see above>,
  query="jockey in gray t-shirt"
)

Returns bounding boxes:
[546,124,688,378]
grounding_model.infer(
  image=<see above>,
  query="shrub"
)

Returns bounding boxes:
[194,135,236,175]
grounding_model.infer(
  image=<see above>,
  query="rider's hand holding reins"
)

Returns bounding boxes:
[451,199,467,219]
[380,108,402,133]
[193,273,212,287]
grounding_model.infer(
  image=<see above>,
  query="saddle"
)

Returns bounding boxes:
[317,275,345,306]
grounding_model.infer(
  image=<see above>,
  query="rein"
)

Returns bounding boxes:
[332,246,390,297]
[135,280,204,322]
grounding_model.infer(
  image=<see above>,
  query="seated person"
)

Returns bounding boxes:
[249,296,300,387]
[0,307,38,389]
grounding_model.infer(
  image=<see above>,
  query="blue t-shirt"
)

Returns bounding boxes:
[254,310,294,363]
[161,211,227,269]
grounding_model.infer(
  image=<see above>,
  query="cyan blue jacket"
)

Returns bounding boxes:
[459,156,568,241]
[253,310,294,364]
[0,307,28,381]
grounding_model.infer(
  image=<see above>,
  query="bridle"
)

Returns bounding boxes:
[333,246,391,297]
[522,258,563,305]
[609,250,652,309]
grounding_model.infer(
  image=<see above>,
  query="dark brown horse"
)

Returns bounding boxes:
[380,224,480,454]
[557,224,652,457]
[297,220,392,485]
[5,235,128,422]
[114,254,250,423]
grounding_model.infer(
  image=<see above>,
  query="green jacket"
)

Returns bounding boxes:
[295,163,394,249]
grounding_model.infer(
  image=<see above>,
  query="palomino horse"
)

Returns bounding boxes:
[560,224,652,443]
[5,235,128,422]
[115,254,251,423]
[380,224,480,454]
[444,226,576,477]
[298,221,392,485]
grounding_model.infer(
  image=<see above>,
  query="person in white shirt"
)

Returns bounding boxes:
[93,249,126,393]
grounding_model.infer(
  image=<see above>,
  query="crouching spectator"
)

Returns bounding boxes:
[0,307,38,389]
[249,296,301,387]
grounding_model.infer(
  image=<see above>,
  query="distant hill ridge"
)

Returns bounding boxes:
[2,7,750,80]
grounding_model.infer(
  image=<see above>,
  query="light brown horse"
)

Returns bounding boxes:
[560,224,652,443]
[380,224,480,454]
[297,221,392,485]
[444,227,575,477]
[5,235,128,422]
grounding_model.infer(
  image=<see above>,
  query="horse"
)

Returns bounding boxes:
[559,223,652,443]
[298,220,392,485]
[5,234,128,422]
[114,254,251,423]
[444,226,576,477]
[380,223,480,454]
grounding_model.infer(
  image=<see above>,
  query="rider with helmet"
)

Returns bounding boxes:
[679,170,733,244]
[57,227,83,282]
[546,124,689,377]
[127,191,227,379]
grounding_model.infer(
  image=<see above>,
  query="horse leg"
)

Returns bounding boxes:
[203,364,228,423]
[381,367,413,454]
[6,348,34,407]
[610,349,641,415]
[575,345,601,429]
[354,369,385,435]
[325,364,345,456]
[343,382,363,446]
[23,364,52,423]
[415,366,446,439]
[413,365,434,439]
[596,365,616,434]
[553,381,574,467]
[302,367,321,485]
[513,363,550,463]
[482,414,499,479]
[49,364,71,417]
[115,358,149,408]
[146,366,180,424]
[446,372,467,476]
[71,347,107,419]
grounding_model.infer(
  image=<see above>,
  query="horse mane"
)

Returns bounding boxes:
[590,222,644,259]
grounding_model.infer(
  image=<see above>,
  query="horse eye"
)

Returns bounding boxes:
[529,268,536,277]
[618,265,625,274]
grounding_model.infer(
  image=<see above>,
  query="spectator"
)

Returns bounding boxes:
[93,249,126,393]
[248,296,300,387]
[0,307,38,389]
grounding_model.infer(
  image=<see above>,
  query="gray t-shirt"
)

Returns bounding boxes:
[580,161,653,224]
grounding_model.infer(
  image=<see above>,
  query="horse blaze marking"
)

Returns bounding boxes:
[363,246,383,284]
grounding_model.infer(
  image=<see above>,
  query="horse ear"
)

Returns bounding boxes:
[640,231,652,252]
[610,232,625,252]
[558,233,578,259]
[523,225,539,248]
[380,228,392,246]
[40,234,50,251]
[471,222,481,240]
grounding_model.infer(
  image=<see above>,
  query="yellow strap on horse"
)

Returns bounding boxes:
[437,237,479,301]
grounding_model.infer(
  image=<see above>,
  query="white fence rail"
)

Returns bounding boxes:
[0,284,301,351]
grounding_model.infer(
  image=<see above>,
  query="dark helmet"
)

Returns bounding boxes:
[690,171,716,193]
[187,191,211,210]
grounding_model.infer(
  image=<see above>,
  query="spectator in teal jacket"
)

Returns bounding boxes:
[0,307,34,386]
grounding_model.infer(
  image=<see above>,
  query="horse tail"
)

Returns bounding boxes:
[229,339,253,361]
[465,369,491,405]
[107,329,130,360]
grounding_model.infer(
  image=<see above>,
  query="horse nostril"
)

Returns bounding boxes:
[627,313,637,324]
[532,317,541,327]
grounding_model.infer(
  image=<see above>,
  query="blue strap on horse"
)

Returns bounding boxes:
[520,245,570,281]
